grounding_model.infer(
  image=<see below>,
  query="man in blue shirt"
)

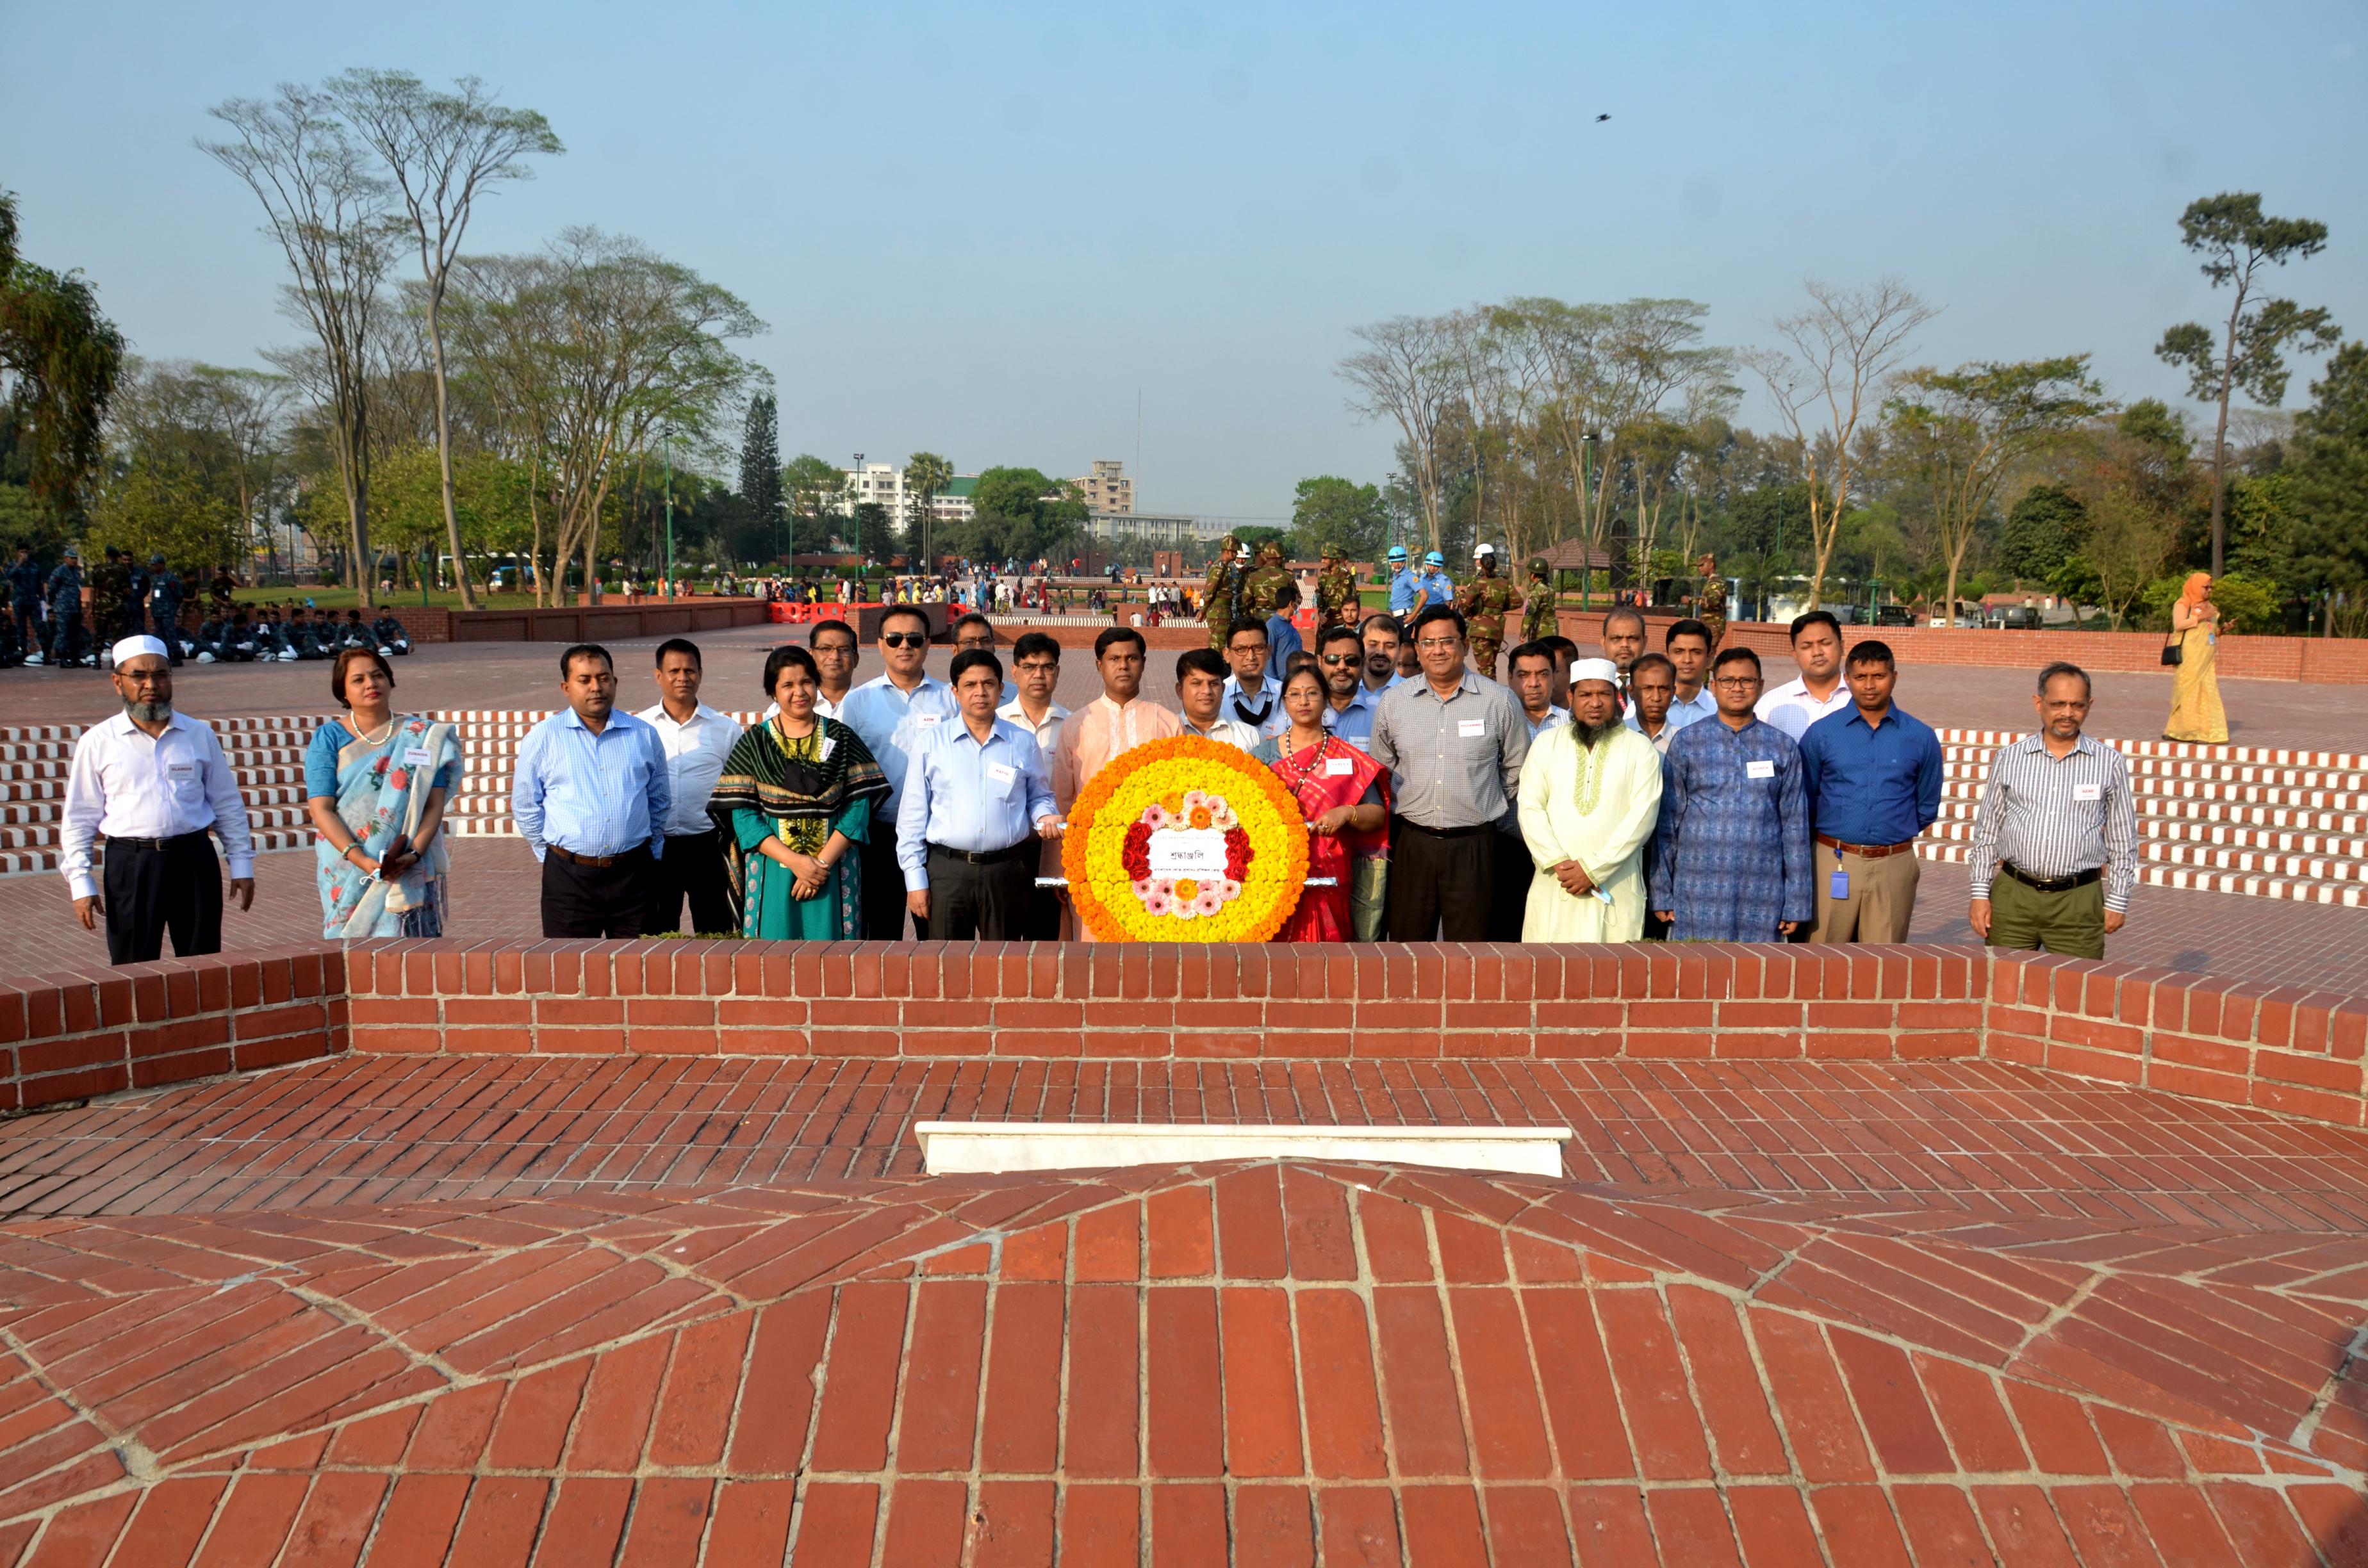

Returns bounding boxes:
[1219,621,1289,739]
[1315,623,1379,747]
[1385,546,1419,616]
[1630,617,1718,739]
[513,643,673,938]
[896,648,1060,940]
[839,603,957,938]
[1797,640,1943,943]
[1415,551,1455,613]
[1262,578,1303,683]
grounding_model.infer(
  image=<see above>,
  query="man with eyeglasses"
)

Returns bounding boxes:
[840,605,956,938]
[1369,603,1528,941]
[1649,645,1813,942]
[1315,623,1379,749]
[952,611,1019,705]
[1219,621,1290,740]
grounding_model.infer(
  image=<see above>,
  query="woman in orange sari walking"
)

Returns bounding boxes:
[1253,665,1390,942]
[2163,571,2228,744]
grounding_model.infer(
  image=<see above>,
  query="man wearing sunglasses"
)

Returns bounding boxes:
[1314,623,1379,750]
[840,605,956,938]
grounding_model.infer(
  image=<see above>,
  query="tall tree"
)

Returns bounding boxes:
[445,229,763,604]
[902,451,953,568]
[0,189,127,525]
[737,393,782,559]
[333,70,563,608]
[2287,343,2368,635]
[1887,356,2109,623]
[2155,192,2340,577]
[960,467,1086,565]
[1743,277,1937,608]
[201,85,396,603]
[1338,314,1459,551]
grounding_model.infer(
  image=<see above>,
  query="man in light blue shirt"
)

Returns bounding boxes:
[513,642,672,938]
[1315,624,1380,748]
[1262,579,1303,684]
[1219,621,1290,739]
[1385,546,1419,616]
[896,648,1061,940]
[838,604,957,937]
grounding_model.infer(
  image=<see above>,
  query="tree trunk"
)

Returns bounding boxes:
[426,296,478,610]
[2209,298,2241,579]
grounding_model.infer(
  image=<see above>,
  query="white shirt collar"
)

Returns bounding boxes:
[637,700,729,730]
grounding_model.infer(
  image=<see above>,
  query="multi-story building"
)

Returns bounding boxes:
[830,463,979,526]
[1074,460,1132,514]
[1085,509,1227,548]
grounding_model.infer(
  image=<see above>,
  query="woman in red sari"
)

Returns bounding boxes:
[1253,664,1390,942]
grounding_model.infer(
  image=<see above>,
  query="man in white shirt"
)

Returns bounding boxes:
[1507,641,1571,739]
[1755,609,1853,740]
[60,636,256,963]
[1218,623,1288,739]
[997,630,1071,939]
[1176,648,1258,748]
[635,638,744,935]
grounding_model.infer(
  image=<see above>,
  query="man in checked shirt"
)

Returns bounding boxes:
[1967,662,2139,960]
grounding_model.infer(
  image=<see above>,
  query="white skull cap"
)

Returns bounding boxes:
[111,635,170,665]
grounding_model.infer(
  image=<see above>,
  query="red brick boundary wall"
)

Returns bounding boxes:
[0,946,345,1112]
[1546,610,2368,684]
[8,940,2362,1131]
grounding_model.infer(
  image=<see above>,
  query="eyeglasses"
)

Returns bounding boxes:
[1711,675,1761,689]
[1320,653,1357,665]
[812,641,855,656]
[880,633,926,648]
[1415,637,1461,650]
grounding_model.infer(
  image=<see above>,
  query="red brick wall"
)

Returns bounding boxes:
[440,600,772,644]
[8,940,2361,1132]
[0,947,345,1112]
[1547,612,2368,685]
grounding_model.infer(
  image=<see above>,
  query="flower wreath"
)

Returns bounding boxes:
[1067,734,1310,942]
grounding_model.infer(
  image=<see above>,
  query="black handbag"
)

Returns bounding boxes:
[2160,626,2182,667]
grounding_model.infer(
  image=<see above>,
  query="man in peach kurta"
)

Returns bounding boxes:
[1049,627,1183,937]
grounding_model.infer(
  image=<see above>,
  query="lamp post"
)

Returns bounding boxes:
[1580,432,1600,610]
[662,429,676,602]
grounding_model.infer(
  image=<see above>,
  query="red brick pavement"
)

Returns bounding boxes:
[0,1051,2363,1563]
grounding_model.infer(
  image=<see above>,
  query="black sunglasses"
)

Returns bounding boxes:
[880,633,927,648]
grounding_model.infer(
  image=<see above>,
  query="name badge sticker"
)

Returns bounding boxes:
[2072,783,2101,801]
[1746,758,1777,780]
[818,736,837,762]
[1324,756,1355,776]
[986,762,1018,787]
[1457,719,1486,739]
[167,762,197,778]
[403,747,432,767]
[916,712,942,726]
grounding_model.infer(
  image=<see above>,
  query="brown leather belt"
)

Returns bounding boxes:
[1816,833,1916,859]
[547,842,648,869]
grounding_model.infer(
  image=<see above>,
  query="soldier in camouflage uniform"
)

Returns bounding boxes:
[45,546,88,667]
[1454,544,1518,678]
[1203,533,1245,651]
[1519,557,1558,644]
[146,557,185,663]
[1240,542,1293,637]
[1313,543,1361,633]
[89,546,133,660]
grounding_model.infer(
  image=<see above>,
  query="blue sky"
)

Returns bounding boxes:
[4,1,2363,518]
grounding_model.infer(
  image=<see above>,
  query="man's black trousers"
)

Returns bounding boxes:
[926,845,1032,942]
[642,829,738,935]
[101,831,222,964]
[1385,818,1495,942]
[861,831,927,941]
[540,843,654,940]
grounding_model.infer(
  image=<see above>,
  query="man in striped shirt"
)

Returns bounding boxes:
[1966,662,2139,960]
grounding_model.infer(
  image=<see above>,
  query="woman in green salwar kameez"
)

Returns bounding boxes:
[708,646,891,939]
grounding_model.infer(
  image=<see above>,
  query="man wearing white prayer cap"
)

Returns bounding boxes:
[58,635,257,962]
[1515,654,1663,942]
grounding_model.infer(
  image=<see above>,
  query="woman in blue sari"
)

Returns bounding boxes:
[304,648,463,939]
[707,645,889,939]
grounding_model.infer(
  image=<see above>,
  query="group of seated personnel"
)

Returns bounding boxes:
[190,606,411,664]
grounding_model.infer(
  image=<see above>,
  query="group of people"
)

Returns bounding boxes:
[4,543,412,672]
[57,597,2142,969]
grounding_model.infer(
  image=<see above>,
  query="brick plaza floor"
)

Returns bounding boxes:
[0,1053,2362,1564]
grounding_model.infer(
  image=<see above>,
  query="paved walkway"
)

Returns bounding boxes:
[12,838,2368,998]
[4,621,2362,751]
[0,1054,2360,1563]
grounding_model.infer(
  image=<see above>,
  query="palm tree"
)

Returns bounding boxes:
[903,452,953,570]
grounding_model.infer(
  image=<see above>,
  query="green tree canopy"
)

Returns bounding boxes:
[0,189,127,526]
[2287,342,2368,633]
[1290,475,1388,560]
[1999,482,2088,584]
[957,467,1085,564]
